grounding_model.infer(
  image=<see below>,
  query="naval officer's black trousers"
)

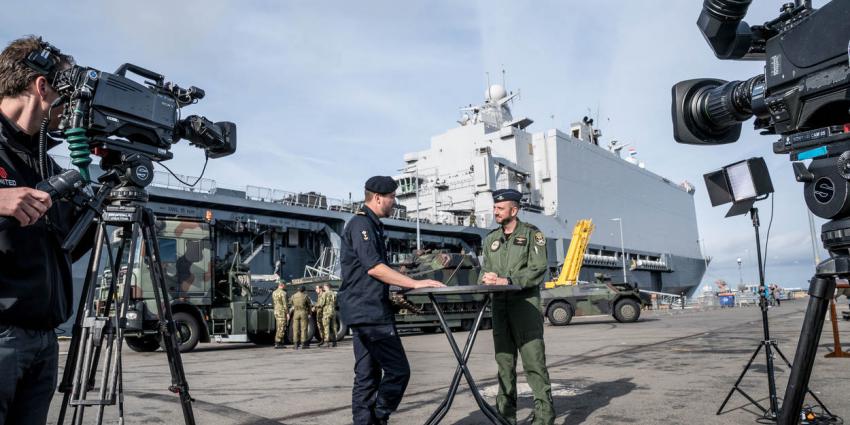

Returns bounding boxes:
[350,323,410,425]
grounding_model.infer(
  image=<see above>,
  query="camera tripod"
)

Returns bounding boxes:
[56,162,195,425]
[717,208,831,421]
[778,217,850,424]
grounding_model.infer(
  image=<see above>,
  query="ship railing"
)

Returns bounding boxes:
[245,185,357,213]
[642,289,689,309]
[151,170,217,193]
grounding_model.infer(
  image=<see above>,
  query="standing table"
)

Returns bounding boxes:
[406,285,521,425]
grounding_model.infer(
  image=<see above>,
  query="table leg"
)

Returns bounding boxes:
[425,294,510,425]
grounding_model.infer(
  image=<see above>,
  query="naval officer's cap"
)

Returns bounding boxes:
[492,189,522,203]
[365,176,398,194]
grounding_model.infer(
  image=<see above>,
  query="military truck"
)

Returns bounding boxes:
[102,218,343,353]
[107,219,492,352]
[541,274,646,326]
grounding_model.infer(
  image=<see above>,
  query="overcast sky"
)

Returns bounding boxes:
[2,0,832,291]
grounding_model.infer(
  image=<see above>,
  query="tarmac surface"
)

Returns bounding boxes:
[48,299,850,424]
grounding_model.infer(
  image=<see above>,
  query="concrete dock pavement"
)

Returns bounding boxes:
[48,300,850,424]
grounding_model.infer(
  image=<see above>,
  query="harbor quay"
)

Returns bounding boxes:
[49,300,850,424]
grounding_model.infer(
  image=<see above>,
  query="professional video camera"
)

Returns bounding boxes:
[671,1,849,423]
[48,61,236,182]
[27,48,238,423]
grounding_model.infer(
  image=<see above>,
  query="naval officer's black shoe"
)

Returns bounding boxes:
[317,341,325,347]
[331,341,337,347]
[295,344,301,350]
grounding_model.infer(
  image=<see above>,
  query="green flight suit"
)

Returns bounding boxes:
[480,219,554,425]
[290,291,312,346]
[322,290,338,343]
[272,287,289,344]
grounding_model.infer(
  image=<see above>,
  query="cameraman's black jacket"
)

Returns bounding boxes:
[0,113,90,330]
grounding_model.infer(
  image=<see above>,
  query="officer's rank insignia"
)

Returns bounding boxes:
[490,239,501,251]
[361,230,369,241]
[513,237,527,246]
[534,231,545,246]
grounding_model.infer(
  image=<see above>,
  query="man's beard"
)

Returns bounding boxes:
[496,215,515,226]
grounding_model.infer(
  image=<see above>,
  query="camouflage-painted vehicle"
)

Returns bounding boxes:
[541,274,646,326]
[393,251,486,332]
[101,218,342,353]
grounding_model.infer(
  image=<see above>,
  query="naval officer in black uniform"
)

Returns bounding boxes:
[338,176,444,425]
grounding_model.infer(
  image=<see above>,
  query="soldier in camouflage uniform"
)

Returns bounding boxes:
[480,189,554,425]
[272,281,289,349]
[290,286,312,349]
[314,285,326,347]
[322,283,338,347]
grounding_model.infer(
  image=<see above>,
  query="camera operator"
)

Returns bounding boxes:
[0,36,92,425]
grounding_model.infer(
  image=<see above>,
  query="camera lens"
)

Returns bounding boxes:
[671,74,763,145]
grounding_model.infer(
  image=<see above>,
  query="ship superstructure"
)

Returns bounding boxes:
[394,85,707,293]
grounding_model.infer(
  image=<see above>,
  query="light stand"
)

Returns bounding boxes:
[705,158,832,421]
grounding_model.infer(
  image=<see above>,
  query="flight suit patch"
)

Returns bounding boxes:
[534,231,545,246]
[490,239,501,251]
[361,230,369,241]
[513,237,527,246]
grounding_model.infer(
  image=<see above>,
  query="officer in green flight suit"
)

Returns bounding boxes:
[480,188,555,425]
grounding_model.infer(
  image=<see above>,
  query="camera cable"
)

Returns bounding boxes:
[155,153,209,188]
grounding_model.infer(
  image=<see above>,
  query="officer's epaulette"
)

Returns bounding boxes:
[486,227,500,236]
[355,210,366,216]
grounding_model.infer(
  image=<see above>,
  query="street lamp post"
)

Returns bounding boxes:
[414,169,420,251]
[611,218,627,283]
[737,258,743,286]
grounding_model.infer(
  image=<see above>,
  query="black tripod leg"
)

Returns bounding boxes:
[717,343,765,415]
[778,276,835,425]
[771,342,834,418]
[141,211,196,425]
[58,222,108,424]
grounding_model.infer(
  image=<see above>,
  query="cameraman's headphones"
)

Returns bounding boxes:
[23,40,62,84]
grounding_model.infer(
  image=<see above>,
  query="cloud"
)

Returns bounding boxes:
[2,0,830,288]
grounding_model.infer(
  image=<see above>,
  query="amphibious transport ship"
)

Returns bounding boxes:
[61,83,707,336]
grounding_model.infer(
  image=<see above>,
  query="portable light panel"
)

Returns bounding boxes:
[703,157,774,217]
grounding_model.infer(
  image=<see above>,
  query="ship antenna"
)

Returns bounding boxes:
[501,67,506,89]
[485,71,491,100]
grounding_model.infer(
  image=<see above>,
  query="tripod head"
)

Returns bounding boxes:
[61,146,161,252]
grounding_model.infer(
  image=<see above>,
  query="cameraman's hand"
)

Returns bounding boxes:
[414,279,445,289]
[0,187,52,227]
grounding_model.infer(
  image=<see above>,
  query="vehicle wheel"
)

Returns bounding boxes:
[546,301,573,326]
[480,318,492,330]
[169,312,200,353]
[613,299,641,323]
[335,317,348,342]
[125,336,160,352]
[421,326,439,334]
[460,319,474,331]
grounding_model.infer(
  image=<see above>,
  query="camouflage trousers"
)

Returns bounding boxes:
[315,312,324,341]
[274,316,288,344]
[322,313,338,342]
[292,310,309,345]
